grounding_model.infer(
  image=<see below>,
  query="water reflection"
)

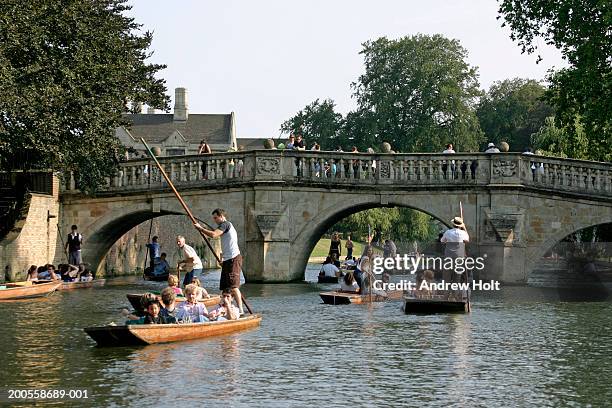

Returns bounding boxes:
[0,275,611,407]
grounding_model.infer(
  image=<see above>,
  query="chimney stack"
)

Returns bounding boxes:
[173,87,188,122]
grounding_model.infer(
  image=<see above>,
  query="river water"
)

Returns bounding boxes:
[1,265,611,407]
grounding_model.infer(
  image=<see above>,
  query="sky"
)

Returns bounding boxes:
[127,0,566,139]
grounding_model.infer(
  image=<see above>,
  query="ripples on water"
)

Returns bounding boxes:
[0,266,611,407]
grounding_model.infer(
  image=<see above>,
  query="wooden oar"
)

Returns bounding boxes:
[140,138,253,315]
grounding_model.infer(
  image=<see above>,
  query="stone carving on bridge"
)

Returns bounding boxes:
[256,158,280,175]
[379,161,390,179]
[483,207,525,246]
[492,160,517,177]
[255,214,282,237]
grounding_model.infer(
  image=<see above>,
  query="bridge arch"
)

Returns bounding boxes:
[525,215,612,277]
[63,199,184,275]
[289,193,455,281]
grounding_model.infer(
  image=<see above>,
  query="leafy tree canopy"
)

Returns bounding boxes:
[280,99,343,150]
[498,0,611,161]
[0,0,169,192]
[477,78,554,151]
[281,34,484,153]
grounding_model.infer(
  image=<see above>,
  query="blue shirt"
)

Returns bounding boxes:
[146,242,160,259]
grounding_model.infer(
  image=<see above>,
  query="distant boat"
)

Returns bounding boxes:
[402,296,470,314]
[84,315,262,347]
[319,290,402,305]
[317,275,339,284]
[126,293,221,316]
[143,272,170,282]
[0,281,60,301]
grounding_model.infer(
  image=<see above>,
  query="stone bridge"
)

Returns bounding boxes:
[59,150,612,283]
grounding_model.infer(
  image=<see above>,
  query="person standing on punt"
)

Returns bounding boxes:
[440,217,470,298]
[329,232,342,259]
[176,235,203,288]
[65,224,83,266]
[146,235,161,271]
[194,208,244,315]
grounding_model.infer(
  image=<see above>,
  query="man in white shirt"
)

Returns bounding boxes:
[321,258,340,277]
[194,208,244,315]
[176,235,203,288]
[484,142,500,153]
[441,217,470,286]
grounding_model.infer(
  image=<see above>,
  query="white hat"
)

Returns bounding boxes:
[487,142,495,148]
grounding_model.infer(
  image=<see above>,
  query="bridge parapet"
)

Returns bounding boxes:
[60,151,612,198]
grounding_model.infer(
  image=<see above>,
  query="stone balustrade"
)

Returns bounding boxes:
[61,151,612,198]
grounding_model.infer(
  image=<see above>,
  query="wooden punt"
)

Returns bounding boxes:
[319,290,403,305]
[402,296,470,314]
[0,282,61,301]
[84,314,262,347]
[60,279,106,290]
[127,293,221,315]
[317,275,339,284]
[143,273,170,282]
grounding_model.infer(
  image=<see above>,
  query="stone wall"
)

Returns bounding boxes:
[100,215,221,276]
[1,181,60,281]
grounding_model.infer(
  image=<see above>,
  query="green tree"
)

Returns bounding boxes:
[498,0,611,161]
[531,116,589,159]
[280,99,343,150]
[351,35,484,153]
[477,78,554,151]
[0,0,169,192]
[333,207,440,245]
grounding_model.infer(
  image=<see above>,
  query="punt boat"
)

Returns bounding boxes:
[0,282,61,301]
[84,314,262,347]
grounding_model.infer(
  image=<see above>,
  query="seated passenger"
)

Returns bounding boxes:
[159,287,178,323]
[153,252,170,277]
[340,271,359,292]
[422,270,435,298]
[176,284,209,323]
[144,300,163,324]
[80,270,93,282]
[58,263,79,282]
[38,264,58,281]
[343,258,357,270]
[167,274,183,295]
[26,265,38,281]
[319,256,340,278]
[208,289,240,321]
[122,292,157,324]
[191,277,210,300]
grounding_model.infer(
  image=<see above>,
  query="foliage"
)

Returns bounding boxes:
[351,35,484,153]
[0,0,169,192]
[280,99,343,150]
[476,78,554,151]
[281,34,484,153]
[498,0,612,161]
[531,116,590,159]
[332,207,440,245]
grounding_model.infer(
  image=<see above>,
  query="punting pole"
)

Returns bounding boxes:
[140,138,253,315]
[459,201,471,313]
